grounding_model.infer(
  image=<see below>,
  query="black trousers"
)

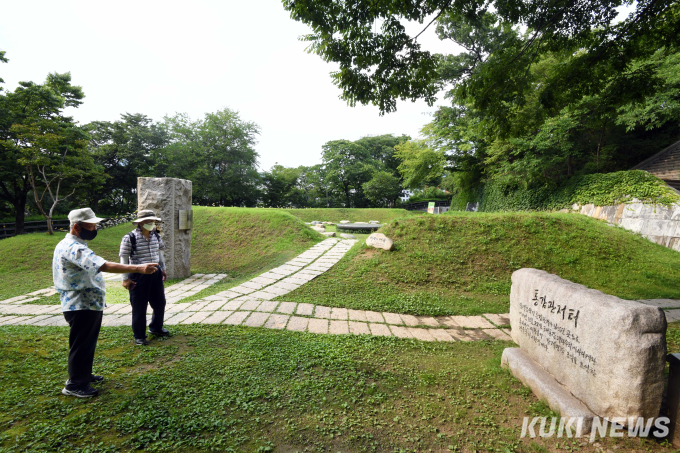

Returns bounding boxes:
[129,269,166,339]
[63,310,103,390]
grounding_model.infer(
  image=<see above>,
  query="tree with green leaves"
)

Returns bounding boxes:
[0,71,89,233]
[86,113,167,214]
[159,109,261,206]
[362,171,403,207]
[321,139,376,207]
[283,0,679,117]
[11,122,103,234]
[394,139,446,189]
[261,164,302,207]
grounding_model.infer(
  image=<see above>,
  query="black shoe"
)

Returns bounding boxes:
[135,338,149,346]
[90,375,104,383]
[149,328,170,337]
[62,386,98,398]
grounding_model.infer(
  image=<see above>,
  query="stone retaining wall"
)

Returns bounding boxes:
[575,201,680,252]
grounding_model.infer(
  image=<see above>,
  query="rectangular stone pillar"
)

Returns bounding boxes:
[137,177,192,279]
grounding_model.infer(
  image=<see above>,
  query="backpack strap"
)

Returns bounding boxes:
[127,231,137,256]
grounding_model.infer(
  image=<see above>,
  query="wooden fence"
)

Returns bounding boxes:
[0,219,71,239]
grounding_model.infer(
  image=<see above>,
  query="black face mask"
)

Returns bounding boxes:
[78,225,98,241]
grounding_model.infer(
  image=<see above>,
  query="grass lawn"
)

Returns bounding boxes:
[1,208,680,451]
[0,207,322,301]
[1,323,678,452]
[280,212,680,316]
[281,208,421,224]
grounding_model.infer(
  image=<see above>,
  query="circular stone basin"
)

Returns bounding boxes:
[336,223,382,231]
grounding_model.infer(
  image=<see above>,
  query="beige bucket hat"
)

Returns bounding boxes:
[132,209,162,224]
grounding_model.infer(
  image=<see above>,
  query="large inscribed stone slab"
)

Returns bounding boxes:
[508,268,666,422]
[138,177,192,279]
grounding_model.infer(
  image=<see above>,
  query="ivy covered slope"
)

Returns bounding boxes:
[281,212,680,316]
[282,208,419,224]
[478,170,680,212]
[0,207,321,300]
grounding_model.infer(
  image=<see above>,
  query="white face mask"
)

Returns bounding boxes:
[142,223,155,231]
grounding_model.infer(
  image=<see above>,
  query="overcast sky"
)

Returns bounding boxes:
[0,0,458,171]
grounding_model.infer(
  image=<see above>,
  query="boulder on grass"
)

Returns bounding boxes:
[322,232,336,237]
[366,233,394,251]
[340,233,356,239]
[339,220,351,224]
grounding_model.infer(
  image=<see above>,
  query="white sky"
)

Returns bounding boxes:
[0,0,455,171]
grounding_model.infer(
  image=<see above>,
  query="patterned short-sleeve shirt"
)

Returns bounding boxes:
[52,234,107,312]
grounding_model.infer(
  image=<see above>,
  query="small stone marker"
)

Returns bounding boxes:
[366,233,395,251]
[339,233,355,239]
[369,220,379,224]
[322,232,336,237]
[339,220,350,224]
[502,268,667,429]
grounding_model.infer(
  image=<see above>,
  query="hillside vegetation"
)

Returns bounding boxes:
[281,212,680,316]
[0,207,321,300]
[282,208,420,224]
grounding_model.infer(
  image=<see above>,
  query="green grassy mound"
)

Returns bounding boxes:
[281,207,420,224]
[0,207,321,300]
[281,212,680,316]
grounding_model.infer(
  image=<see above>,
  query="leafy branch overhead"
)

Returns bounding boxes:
[283,0,680,116]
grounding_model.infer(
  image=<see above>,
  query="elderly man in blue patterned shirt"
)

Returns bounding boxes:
[53,208,158,398]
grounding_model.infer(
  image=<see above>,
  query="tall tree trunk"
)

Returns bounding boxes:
[567,155,573,177]
[14,192,27,235]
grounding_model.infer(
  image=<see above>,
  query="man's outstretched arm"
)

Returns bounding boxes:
[100,262,158,274]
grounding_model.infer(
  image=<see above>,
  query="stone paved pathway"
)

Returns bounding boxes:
[2,238,680,340]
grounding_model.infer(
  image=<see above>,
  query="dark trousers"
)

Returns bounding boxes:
[129,269,166,339]
[63,310,103,390]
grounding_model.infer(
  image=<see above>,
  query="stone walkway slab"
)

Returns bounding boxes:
[365,311,384,323]
[165,312,193,325]
[330,307,348,320]
[429,329,455,342]
[389,325,412,338]
[408,328,436,341]
[349,321,370,335]
[639,299,680,309]
[276,302,296,314]
[445,315,495,329]
[182,311,211,324]
[417,316,439,327]
[314,306,331,318]
[329,320,349,335]
[308,318,328,334]
[368,323,391,337]
[224,311,250,325]
[244,312,269,327]
[256,301,278,313]
[382,312,402,325]
[666,309,680,322]
[203,311,233,324]
[400,314,419,327]
[295,303,314,316]
[264,314,289,330]
[286,316,309,332]
[484,313,510,326]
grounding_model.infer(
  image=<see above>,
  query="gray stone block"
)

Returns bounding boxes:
[510,268,666,422]
[502,348,595,432]
[138,177,192,280]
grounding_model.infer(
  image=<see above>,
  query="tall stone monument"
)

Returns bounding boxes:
[137,177,192,279]
[502,268,667,430]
